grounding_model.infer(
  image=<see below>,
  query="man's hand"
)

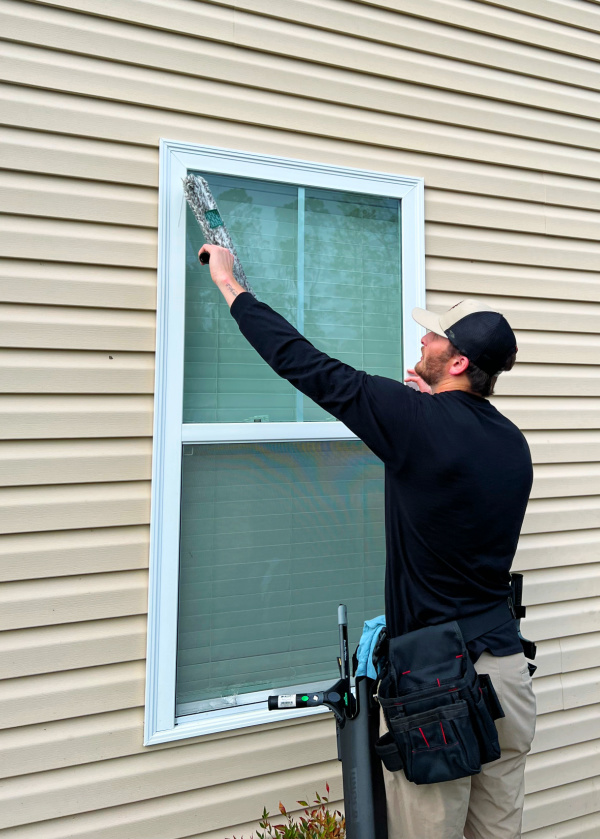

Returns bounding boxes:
[199,245,245,308]
[405,368,432,394]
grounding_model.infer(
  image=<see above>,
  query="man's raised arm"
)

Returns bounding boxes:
[200,244,417,467]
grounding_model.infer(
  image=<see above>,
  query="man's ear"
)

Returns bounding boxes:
[449,354,470,377]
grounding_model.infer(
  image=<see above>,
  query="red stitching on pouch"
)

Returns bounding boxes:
[413,741,457,754]
[419,727,430,747]
[440,722,447,744]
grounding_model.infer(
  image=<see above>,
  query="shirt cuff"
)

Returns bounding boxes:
[230,291,253,322]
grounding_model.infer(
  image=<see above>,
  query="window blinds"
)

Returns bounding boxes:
[176,441,385,713]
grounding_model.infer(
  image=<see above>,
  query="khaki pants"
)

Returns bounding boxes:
[380,652,536,839]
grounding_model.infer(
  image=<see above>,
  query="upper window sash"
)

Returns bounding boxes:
[145,140,425,745]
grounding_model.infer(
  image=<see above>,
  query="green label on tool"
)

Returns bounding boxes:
[205,209,224,229]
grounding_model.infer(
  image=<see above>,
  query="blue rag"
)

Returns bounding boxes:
[355,615,386,679]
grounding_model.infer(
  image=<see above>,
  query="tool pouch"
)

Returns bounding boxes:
[374,621,504,785]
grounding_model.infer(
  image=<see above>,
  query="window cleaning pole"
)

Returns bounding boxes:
[268,606,388,839]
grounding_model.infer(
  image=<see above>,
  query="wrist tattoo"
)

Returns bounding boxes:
[225,283,238,298]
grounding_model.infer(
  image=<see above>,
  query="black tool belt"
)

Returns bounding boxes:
[374,601,514,785]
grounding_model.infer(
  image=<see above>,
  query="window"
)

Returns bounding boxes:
[146,141,424,744]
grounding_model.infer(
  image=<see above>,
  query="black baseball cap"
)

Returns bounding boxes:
[412,300,518,376]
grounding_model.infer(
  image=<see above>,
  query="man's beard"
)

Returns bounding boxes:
[415,348,455,387]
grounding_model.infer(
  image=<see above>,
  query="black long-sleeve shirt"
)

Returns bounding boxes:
[231,293,533,656]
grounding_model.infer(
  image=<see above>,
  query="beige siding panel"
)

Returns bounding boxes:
[0,616,147,678]
[512,334,600,367]
[531,463,600,498]
[5,127,567,211]
[347,0,600,60]
[0,348,154,394]
[0,719,336,830]
[0,214,156,268]
[427,258,600,304]
[0,711,321,780]
[543,172,600,213]
[533,667,600,716]
[427,192,600,239]
[524,812,600,839]
[523,778,600,833]
[0,303,155,352]
[0,395,153,439]
[4,79,600,183]
[36,0,600,90]
[0,661,145,730]
[515,530,600,572]
[533,633,600,677]
[492,397,600,430]
[0,126,157,187]
[0,439,152,487]
[0,709,145,779]
[0,259,156,310]
[0,121,548,204]
[478,393,576,429]
[427,226,600,271]
[4,46,600,181]
[4,732,598,835]
[526,431,600,464]
[0,526,149,582]
[519,566,600,606]
[524,598,600,642]
[0,571,147,630]
[534,640,565,678]
[523,497,600,536]
[215,12,600,121]
[0,170,155,228]
[5,2,600,133]
[532,704,600,754]
[526,739,600,794]
[0,763,342,839]
[475,0,600,33]
[496,365,600,397]
[0,482,150,535]
[559,631,600,673]
[426,291,600,335]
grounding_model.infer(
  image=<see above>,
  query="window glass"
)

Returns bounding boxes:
[176,440,385,714]
[183,175,402,423]
[302,187,402,421]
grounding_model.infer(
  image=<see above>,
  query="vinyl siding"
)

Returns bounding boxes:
[0,0,599,837]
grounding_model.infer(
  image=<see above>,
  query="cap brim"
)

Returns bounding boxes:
[412,307,447,338]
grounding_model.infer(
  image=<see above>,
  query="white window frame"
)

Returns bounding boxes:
[145,139,425,745]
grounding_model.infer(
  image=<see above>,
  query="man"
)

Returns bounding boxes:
[201,244,536,839]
